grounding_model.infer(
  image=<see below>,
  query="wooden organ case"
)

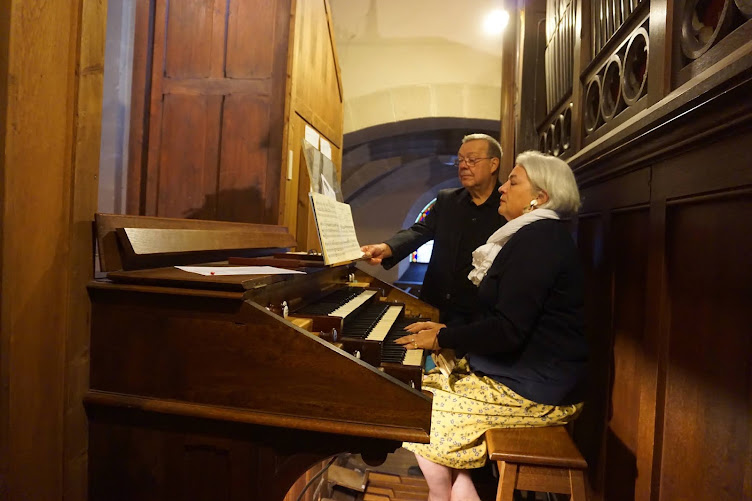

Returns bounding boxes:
[85,214,436,501]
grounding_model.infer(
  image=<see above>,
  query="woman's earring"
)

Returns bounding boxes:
[523,199,538,214]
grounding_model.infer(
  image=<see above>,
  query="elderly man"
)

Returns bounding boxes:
[361,133,505,325]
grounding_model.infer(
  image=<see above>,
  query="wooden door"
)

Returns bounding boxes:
[127,0,292,223]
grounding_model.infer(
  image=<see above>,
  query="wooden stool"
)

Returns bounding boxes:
[485,426,588,501]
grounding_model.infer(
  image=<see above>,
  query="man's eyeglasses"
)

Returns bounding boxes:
[453,157,492,168]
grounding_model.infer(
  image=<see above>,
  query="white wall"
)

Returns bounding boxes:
[330,0,504,133]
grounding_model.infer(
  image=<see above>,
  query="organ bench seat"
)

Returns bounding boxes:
[485,425,588,501]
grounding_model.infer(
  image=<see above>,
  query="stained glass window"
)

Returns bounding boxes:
[410,198,436,263]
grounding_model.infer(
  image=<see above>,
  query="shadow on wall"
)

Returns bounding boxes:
[344,119,500,285]
[182,186,269,224]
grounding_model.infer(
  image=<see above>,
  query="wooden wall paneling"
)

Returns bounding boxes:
[258,0,296,224]
[226,0,275,77]
[650,126,752,200]
[604,207,650,501]
[291,0,344,145]
[217,95,272,221]
[284,0,344,247]
[154,1,220,219]
[643,129,752,501]
[647,0,675,104]
[575,166,651,500]
[66,2,108,499]
[143,0,169,216]
[126,1,154,215]
[0,1,104,499]
[575,212,613,499]
[660,194,752,501]
[134,0,292,223]
[157,94,212,218]
[628,195,668,501]
[277,0,298,227]
[577,161,651,212]
[165,0,213,78]
[0,0,8,491]
[281,114,302,239]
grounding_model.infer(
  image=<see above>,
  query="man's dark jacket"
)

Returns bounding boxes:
[381,186,503,323]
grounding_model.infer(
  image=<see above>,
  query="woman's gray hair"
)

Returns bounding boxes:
[516,150,581,217]
[462,133,502,160]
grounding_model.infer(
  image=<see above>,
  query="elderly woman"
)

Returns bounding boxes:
[396,151,588,501]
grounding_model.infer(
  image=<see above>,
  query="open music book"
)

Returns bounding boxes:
[309,192,365,265]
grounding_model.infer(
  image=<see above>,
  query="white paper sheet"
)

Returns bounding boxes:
[304,124,320,148]
[176,266,306,276]
[320,138,332,159]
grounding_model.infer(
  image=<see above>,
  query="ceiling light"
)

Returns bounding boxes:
[483,9,510,36]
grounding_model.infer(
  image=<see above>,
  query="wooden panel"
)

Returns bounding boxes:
[604,208,649,501]
[96,213,295,272]
[89,412,401,501]
[281,114,305,238]
[660,195,752,501]
[126,1,154,215]
[165,0,213,78]
[0,1,104,499]
[574,213,611,495]
[88,287,432,436]
[132,0,293,225]
[579,166,650,211]
[291,0,343,145]
[218,94,271,221]
[157,94,212,218]
[66,1,108,498]
[226,0,276,77]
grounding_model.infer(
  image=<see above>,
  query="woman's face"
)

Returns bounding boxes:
[499,165,538,221]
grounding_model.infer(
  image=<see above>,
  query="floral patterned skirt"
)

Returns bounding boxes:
[402,360,583,469]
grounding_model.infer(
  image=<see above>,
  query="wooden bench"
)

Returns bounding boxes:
[485,426,588,501]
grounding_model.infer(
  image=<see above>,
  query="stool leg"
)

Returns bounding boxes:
[569,469,588,501]
[497,461,518,501]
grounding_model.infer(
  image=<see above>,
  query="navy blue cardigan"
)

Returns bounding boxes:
[436,219,588,405]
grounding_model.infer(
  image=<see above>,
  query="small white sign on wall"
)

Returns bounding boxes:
[319,138,332,160]
[304,124,320,149]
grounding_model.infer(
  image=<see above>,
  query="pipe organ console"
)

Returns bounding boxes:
[85,214,435,501]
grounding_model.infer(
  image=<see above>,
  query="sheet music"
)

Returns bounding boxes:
[176,266,306,276]
[309,192,365,265]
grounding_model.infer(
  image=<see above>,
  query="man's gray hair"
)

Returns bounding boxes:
[516,150,581,217]
[462,133,503,160]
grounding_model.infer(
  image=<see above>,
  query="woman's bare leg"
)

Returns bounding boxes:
[449,469,481,501]
[415,454,452,501]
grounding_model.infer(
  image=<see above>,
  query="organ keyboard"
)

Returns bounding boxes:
[86,214,437,501]
[291,286,427,388]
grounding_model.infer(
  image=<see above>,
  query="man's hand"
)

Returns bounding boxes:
[360,243,393,265]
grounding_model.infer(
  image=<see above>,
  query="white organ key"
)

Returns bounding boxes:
[365,305,403,342]
[329,289,377,318]
[402,349,424,367]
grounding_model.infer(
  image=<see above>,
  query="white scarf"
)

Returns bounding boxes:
[467,208,560,286]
